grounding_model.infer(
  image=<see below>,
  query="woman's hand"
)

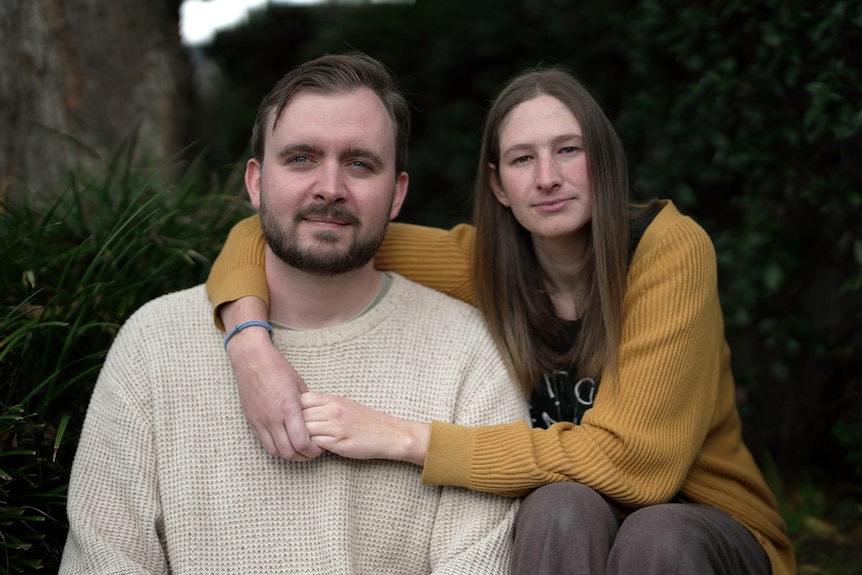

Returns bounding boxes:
[301,392,430,466]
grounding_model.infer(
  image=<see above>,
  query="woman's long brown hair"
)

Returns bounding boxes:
[472,67,630,393]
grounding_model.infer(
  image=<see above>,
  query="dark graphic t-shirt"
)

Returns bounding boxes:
[528,204,659,429]
[529,320,598,428]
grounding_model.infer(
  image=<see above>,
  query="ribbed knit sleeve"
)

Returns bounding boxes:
[205,216,477,330]
[374,222,476,305]
[205,215,269,331]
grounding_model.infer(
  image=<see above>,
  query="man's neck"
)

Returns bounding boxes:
[264,248,383,330]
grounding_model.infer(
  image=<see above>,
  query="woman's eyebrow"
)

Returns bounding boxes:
[502,134,584,155]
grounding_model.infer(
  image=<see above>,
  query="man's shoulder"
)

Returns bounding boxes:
[100,285,217,375]
[132,284,208,316]
[387,273,482,318]
[381,274,505,365]
[120,284,210,336]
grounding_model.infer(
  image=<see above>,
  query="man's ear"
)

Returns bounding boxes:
[245,158,262,210]
[488,163,510,207]
[388,171,409,220]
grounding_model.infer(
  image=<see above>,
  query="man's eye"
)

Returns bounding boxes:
[350,160,370,169]
[515,155,532,164]
[290,156,310,164]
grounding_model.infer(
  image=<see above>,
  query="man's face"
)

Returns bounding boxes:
[245,87,408,275]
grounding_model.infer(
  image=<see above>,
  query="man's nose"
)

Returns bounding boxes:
[314,161,346,203]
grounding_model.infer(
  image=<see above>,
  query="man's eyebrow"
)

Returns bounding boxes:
[272,144,385,167]
[344,147,385,167]
[274,143,317,160]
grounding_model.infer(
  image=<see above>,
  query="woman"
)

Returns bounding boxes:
[206,66,794,574]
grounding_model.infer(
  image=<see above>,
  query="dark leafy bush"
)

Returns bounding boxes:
[0,136,251,571]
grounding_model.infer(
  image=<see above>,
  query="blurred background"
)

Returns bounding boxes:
[1,0,860,571]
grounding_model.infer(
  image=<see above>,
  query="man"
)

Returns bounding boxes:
[60,53,527,574]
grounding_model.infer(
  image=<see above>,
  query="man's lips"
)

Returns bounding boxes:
[304,215,352,226]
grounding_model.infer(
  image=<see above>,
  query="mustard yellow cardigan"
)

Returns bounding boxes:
[206,201,795,575]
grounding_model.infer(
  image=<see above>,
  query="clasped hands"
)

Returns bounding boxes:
[227,324,429,466]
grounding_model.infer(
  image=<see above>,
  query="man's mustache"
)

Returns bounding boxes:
[294,204,361,226]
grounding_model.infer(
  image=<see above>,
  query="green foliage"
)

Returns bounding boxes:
[0,136,251,571]
[763,452,862,573]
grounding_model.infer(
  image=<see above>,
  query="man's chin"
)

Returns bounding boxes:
[271,244,369,276]
[308,229,351,244]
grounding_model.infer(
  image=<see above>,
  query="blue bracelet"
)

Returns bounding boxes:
[223,320,274,350]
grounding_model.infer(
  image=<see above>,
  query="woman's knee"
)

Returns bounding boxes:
[608,503,768,575]
[511,483,619,575]
[515,482,617,537]
[608,504,707,573]
[619,504,702,539]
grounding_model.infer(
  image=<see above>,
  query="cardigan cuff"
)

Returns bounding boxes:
[421,421,476,488]
[206,265,271,332]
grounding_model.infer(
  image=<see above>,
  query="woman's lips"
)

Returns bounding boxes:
[534,197,574,213]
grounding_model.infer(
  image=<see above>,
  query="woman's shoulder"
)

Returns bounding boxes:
[625,202,721,311]
[632,200,714,263]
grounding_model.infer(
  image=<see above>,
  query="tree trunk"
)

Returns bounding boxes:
[0,0,190,205]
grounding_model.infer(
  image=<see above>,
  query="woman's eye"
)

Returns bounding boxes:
[561,146,577,154]
[515,155,532,164]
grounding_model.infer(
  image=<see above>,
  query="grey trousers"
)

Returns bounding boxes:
[511,482,771,575]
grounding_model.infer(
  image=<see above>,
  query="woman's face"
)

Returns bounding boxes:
[490,94,592,242]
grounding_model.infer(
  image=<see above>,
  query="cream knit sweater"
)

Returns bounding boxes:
[61,276,528,574]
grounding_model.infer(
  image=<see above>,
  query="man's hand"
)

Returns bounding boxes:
[221,296,323,460]
[226,330,323,460]
[301,392,430,466]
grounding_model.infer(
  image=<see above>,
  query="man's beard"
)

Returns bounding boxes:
[260,197,389,276]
